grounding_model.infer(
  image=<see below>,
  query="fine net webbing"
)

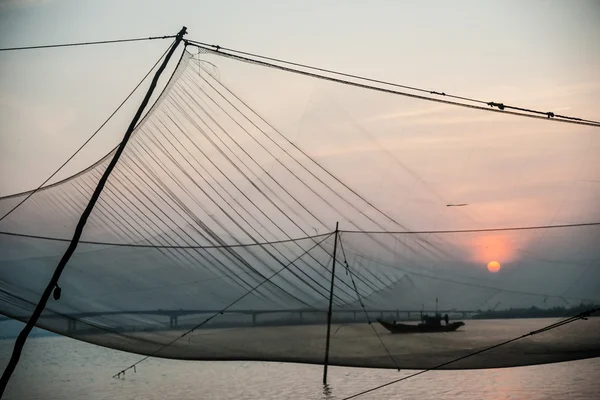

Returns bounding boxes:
[0,50,599,369]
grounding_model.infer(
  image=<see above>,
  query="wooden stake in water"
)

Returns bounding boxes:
[323,222,339,385]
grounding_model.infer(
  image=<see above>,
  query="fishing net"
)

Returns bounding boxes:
[0,49,599,369]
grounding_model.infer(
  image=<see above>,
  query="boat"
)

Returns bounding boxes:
[377,313,465,334]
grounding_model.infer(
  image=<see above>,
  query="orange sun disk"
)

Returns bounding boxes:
[487,261,501,273]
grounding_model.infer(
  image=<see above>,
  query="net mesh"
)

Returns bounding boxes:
[0,50,599,369]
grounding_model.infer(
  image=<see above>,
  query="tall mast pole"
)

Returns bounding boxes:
[323,222,339,385]
[0,26,188,397]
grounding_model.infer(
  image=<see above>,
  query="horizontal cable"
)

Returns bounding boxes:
[2,221,598,247]
[0,230,332,249]
[0,35,176,52]
[341,221,600,234]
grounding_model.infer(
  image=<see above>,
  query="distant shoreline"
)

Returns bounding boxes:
[1,304,597,339]
[472,304,598,320]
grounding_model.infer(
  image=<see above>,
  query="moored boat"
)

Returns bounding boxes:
[377,318,465,334]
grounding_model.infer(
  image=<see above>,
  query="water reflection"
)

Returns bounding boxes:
[1,336,599,400]
[322,383,334,399]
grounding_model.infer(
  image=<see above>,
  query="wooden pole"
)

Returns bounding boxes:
[0,26,187,397]
[323,222,339,385]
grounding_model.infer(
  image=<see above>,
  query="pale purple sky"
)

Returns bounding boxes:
[0,0,598,303]
[0,0,599,233]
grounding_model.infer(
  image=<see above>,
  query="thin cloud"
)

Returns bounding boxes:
[365,105,451,122]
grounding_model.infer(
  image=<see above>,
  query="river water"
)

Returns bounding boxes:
[1,335,599,399]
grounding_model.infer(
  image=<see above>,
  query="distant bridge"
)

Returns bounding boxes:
[0,308,478,333]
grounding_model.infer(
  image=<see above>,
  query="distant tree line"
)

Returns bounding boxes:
[472,303,598,320]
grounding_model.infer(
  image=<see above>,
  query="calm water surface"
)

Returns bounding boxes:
[1,336,599,399]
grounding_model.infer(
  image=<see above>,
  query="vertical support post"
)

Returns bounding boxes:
[0,27,188,396]
[323,222,339,385]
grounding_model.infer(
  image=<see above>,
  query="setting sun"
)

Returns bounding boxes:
[487,261,501,273]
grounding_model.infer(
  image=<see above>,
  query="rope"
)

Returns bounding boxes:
[3,221,597,248]
[188,40,487,105]
[185,41,600,128]
[167,73,370,300]
[0,35,176,52]
[189,40,599,123]
[0,42,175,221]
[338,233,401,371]
[342,307,600,399]
[0,40,193,203]
[0,28,188,397]
[112,233,333,379]
[185,58,445,269]
[340,221,600,235]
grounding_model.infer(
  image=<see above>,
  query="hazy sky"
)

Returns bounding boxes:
[0,0,599,234]
[1,0,599,188]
